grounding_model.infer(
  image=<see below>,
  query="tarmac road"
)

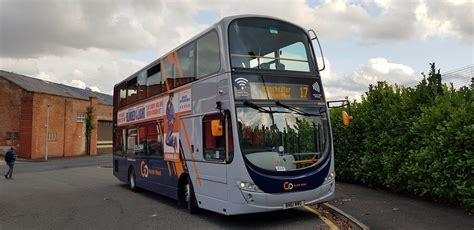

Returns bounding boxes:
[0,155,329,229]
[329,182,474,230]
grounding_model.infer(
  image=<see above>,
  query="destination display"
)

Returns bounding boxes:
[233,75,323,100]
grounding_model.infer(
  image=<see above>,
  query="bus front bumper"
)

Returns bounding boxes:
[196,180,335,215]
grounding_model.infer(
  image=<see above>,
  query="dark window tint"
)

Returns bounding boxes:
[113,129,125,155]
[126,128,138,155]
[197,31,220,77]
[163,56,174,89]
[127,77,138,104]
[137,72,147,100]
[147,63,164,96]
[146,121,164,158]
[137,126,147,155]
[117,83,127,108]
[175,43,196,88]
[113,88,119,108]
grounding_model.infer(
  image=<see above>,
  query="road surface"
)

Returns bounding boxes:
[0,155,330,229]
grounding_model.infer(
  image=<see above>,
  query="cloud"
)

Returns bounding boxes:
[3,0,471,55]
[0,0,204,58]
[416,0,473,42]
[66,79,101,92]
[68,80,87,89]
[0,48,145,94]
[208,0,471,43]
[0,0,469,96]
[322,57,419,101]
[352,57,419,86]
[89,87,101,92]
[2,0,469,59]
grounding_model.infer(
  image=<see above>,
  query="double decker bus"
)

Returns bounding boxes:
[113,15,336,215]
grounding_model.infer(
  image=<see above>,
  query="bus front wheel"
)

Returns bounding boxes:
[184,177,199,214]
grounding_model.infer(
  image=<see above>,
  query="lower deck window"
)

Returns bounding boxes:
[203,112,233,162]
[119,121,164,157]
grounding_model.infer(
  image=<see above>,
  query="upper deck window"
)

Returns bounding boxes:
[147,63,164,96]
[163,43,196,89]
[229,18,313,73]
[197,31,220,77]
[127,77,138,104]
[117,82,127,108]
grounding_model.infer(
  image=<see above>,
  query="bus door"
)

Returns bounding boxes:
[139,121,168,185]
[180,114,229,201]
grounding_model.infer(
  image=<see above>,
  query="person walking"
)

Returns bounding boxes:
[4,147,17,179]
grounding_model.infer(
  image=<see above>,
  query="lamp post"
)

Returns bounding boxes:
[45,104,52,161]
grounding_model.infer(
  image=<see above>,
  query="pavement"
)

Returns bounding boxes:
[329,182,474,230]
[0,154,112,173]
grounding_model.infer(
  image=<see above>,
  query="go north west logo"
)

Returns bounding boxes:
[283,181,307,191]
[140,161,149,178]
[140,160,162,178]
[283,181,294,191]
[235,77,249,90]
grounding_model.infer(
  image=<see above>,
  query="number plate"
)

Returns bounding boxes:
[283,200,304,209]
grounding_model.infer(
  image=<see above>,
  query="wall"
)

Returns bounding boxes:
[0,78,33,158]
[0,78,112,159]
[29,94,112,159]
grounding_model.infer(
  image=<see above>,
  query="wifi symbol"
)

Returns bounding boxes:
[235,77,249,89]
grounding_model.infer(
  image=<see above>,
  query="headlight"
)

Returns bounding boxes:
[325,171,336,182]
[236,180,262,192]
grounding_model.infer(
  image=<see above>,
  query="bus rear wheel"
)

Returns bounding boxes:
[128,168,138,192]
[184,177,199,214]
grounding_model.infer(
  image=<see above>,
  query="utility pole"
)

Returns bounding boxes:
[45,104,52,161]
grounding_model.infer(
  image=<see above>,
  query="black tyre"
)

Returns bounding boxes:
[185,177,199,214]
[128,168,138,192]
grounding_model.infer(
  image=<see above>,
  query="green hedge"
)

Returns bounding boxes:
[330,63,473,209]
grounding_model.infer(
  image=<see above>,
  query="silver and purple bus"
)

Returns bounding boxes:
[113,15,335,215]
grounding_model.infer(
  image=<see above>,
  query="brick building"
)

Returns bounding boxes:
[0,70,113,159]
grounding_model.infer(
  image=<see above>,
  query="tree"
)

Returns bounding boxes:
[330,63,473,209]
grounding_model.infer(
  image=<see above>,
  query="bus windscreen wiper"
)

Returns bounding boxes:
[275,101,320,116]
[244,101,273,113]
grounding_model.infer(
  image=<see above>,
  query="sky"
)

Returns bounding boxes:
[0,0,472,100]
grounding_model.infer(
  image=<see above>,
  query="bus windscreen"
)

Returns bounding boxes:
[229,18,314,72]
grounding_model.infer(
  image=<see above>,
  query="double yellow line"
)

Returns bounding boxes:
[304,206,340,230]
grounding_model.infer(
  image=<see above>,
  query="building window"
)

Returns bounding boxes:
[6,132,19,140]
[48,132,57,141]
[77,114,86,123]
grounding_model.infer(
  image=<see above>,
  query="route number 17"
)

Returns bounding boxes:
[300,86,308,99]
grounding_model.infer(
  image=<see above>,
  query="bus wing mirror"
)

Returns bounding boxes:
[342,111,353,126]
[211,120,223,137]
[308,29,325,72]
